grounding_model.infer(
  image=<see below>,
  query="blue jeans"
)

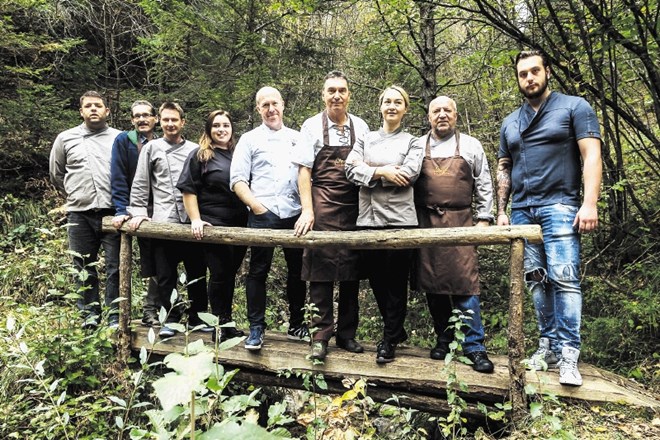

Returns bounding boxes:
[427,294,486,354]
[246,210,306,329]
[511,203,582,352]
[67,210,120,317]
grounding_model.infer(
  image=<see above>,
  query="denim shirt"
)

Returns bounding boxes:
[498,92,601,208]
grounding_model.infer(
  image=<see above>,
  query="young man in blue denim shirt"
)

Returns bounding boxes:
[497,50,602,386]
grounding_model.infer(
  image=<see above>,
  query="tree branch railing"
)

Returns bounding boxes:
[102,217,542,421]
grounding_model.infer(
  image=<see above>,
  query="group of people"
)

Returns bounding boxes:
[49,49,602,387]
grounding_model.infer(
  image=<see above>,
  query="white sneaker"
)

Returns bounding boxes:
[559,346,583,386]
[527,337,560,370]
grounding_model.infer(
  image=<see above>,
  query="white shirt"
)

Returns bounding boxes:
[294,112,370,168]
[230,123,302,219]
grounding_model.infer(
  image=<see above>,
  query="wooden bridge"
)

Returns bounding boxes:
[103,219,660,421]
[130,326,659,418]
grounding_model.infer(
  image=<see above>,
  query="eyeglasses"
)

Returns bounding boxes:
[334,125,350,146]
[132,113,155,119]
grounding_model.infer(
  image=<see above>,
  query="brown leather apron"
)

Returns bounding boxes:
[301,112,361,281]
[413,131,480,295]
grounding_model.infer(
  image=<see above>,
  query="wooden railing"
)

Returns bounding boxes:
[102,217,542,421]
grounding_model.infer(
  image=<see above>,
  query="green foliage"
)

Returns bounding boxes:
[0,300,120,438]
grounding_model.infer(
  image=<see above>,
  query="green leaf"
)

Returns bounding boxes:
[524,383,538,395]
[198,312,218,326]
[109,395,127,408]
[529,402,543,418]
[199,421,284,440]
[186,338,208,355]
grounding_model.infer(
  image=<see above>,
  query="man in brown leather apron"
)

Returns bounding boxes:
[294,71,370,360]
[413,96,495,373]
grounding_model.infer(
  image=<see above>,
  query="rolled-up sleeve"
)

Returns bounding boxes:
[229,135,252,191]
[292,120,317,169]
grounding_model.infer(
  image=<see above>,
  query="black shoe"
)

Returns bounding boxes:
[311,340,328,360]
[376,340,395,364]
[430,342,449,360]
[212,326,245,342]
[465,351,494,373]
[336,337,364,353]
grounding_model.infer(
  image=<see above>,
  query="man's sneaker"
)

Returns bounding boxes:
[245,326,265,351]
[527,337,560,370]
[559,346,583,386]
[158,325,177,338]
[287,324,310,342]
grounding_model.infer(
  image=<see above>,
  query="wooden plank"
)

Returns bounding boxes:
[102,218,544,248]
[130,323,660,411]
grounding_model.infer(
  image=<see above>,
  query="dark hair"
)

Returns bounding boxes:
[79,91,107,107]
[515,50,550,70]
[158,101,185,119]
[130,100,156,117]
[197,110,236,161]
[324,70,349,87]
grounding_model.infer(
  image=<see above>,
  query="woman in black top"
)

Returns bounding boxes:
[177,110,248,339]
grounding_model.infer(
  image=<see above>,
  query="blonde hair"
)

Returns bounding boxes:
[197,110,235,163]
[379,85,410,109]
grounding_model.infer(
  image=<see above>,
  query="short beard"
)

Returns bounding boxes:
[432,126,453,139]
[520,76,549,100]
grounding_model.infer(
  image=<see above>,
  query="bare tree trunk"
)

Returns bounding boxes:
[417,0,437,114]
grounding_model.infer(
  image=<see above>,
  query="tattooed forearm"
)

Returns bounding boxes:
[496,158,512,215]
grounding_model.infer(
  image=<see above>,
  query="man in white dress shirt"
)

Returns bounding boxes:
[230,86,308,350]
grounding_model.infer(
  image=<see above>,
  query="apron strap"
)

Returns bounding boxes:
[322,111,356,147]
[425,129,461,158]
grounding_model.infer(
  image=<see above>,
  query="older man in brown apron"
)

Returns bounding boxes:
[294,71,370,360]
[413,96,495,373]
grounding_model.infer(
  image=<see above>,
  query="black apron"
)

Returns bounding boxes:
[413,131,480,295]
[301,112,361,281]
